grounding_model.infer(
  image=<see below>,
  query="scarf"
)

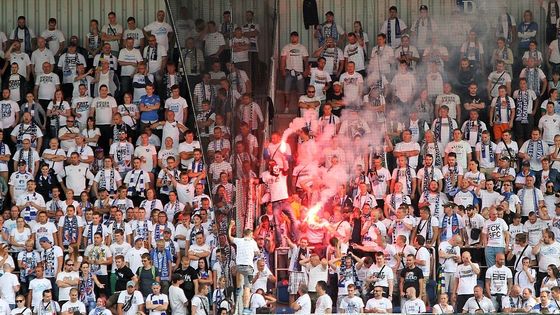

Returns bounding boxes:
[519,188,539,212]
[464,41,481,62]
[319,22,339,46]
[434,117,453,143]
[19,251,38,280]
[516,90,531,123]
[18,149,34,174]
[190,225,204,245]
[417,216,433,242]
[445,165,459,197]
[152,249,170,278]
[293,247,310,271]
[421,141,442,168]
[386,18,402,47]
[481,142,495,163]
[220,22,233,39]
[413,16,433,43]
[12,26,32,54]
[441,213,460,235]
[87,224,103,246]
[16,122,38,146]
[99,169,116,194]
[321,47,340,75]
[162,73,182,99]
[397,166,413,194]
[526,67,540,94]
[50,101,63,131]
[200,82,216,107]
[464,120,483,144]
[164,202,181,218]
[63,215,79,246]
[549,0,560,25]
[422,166,434,195]
[426,192,441,217]
[135,220,149,240]
[338,262,360,288]
[154,223,165,243]
[149,45,158,61]
[527,140,545,160]
[127,170,145,197]
[495,96,512,123]
[79,271,95,302]
[185,48,198,73]
[498,14,513,44]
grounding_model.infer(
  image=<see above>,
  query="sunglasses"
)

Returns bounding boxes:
[16,300,24,303]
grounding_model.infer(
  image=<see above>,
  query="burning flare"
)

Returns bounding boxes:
[305,203,323,223]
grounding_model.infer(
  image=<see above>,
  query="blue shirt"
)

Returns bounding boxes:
[140,94,160,121]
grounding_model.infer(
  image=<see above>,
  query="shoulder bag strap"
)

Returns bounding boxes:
[514,244,529,270]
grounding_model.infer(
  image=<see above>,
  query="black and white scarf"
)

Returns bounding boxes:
[527,140,545,160]
[481,142,495,163]
[62,215,79,246]
[386,18,402,47]
[464,120,483,144]
[516,90,531,123]
[494,96,513,123]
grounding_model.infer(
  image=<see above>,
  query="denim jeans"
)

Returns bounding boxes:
[484,246,505,268]
[283,71,305,94]
[272,199,297,242]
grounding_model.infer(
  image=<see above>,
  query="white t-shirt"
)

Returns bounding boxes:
[61,300,86,315]
[117,290,144,315]
[344,43,366,71]
[394,142,421,168]
[164,97,188,124]
[118,48,143,76]
[309,67,332,101]
[483,218,509,247]
[295,294,312,314]
[485,265,513,295]
[281,43,309,73]
[0,272,19,304]
[488,71,512,97]
[537,241,560,272]
[91,96,117,125]
[146,293,169,315]
[539,114,560,144]
[455,263,480,295]
[35,72,60,100]
[339,71,364,103]
[56,271,79,301]
[402,298,426,314]
[439,241,460,273]
[315,294,333,314]
[260,171,289,202]
[444,140,472,170]
[101,23,123,52]
[365,297,392,313]
[169,285,187,315]
[28,278,52,308]
[232,237,258,266]
[123,28,144,49]
[144,21,173,51]
[339,295,364,314]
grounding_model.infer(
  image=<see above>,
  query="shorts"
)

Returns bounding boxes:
[237,265,254,288]
[289,271,308,294]
[283,71,305,94]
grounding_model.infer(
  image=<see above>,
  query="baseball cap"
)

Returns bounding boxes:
[419,4,428,11]
[333,81,341,86]
[163,228,172,234]
[325,11,334,16]
[39,237,50,243]
[290,31,299,37]
[17,160,26,165]
[127,281,135,287]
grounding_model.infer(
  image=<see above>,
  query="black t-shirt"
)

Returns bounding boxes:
[176,266,198,299]
[115,266,135,292]
[400,266,424,293]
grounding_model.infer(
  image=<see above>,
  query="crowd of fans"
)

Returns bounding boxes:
[0,5,266,315]
[264,1,560,314]
[7,1,560,315]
